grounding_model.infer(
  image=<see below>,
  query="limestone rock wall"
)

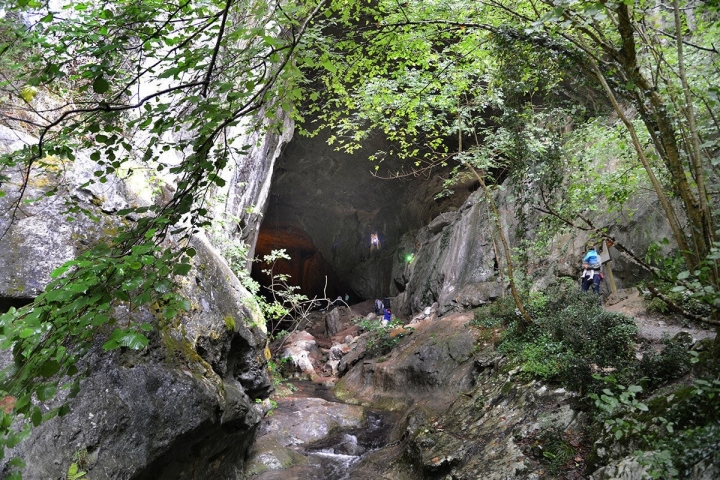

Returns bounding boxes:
[0,115,278,476]
[3,235,272,479]
[391,183,677,317]
[206,108,295,264]
[0,126,135,303]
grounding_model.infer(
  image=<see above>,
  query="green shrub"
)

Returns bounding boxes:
[497,282,637,393]
[514,334,565,380]
[639,336,693,389]
[470,295,520,328]
[354,317,413,357]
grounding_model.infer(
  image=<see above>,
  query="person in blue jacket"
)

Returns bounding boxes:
[382,307,392,325]
[581,244,602,297]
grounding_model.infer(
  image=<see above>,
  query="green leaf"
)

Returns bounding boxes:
[103,329,149,350]
[92,77,110,94]
[31,407,42,426]
[36,384,57,401]
[39,360,61,378]
[14,395,30,413]
[173,263,192,275]
[50,264,70,278]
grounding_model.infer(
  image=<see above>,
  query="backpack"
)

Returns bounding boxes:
[584,250,601,269]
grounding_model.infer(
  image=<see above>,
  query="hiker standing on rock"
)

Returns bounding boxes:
[374,298,383,315]
[581,244,603,298]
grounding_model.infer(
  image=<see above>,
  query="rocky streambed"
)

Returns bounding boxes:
[243,302,585,480]
[244,381,399,479]
[243,297,719,480]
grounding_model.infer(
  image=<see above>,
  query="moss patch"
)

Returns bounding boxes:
[223,315,236,332]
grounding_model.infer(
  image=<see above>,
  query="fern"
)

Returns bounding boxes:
[67,463,87,480]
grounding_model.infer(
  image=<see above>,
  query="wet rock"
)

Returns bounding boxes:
[337,336,369,376]
[245,395,366,476]
[280,331,321,378]
[334,312,479,410]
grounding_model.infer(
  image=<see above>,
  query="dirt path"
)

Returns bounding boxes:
[604,288,716,343]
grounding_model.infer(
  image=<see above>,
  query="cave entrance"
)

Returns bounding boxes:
[0,296,33,314]
[251,222,352,304]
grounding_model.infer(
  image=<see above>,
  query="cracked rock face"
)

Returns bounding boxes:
[0,126,134,306]
[0,124,277,479]
[3,235,272,480]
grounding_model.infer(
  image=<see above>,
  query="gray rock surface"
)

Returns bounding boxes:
[4,235,272,479]
[334,311,480,411]
[280,331,321,379]
[0,126,135,302]
[391,182,679,318]
[244,395,365,478]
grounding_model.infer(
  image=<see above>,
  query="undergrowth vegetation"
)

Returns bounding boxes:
[474,280,638,394]
[470,279,719,477]
[353,317,414,357]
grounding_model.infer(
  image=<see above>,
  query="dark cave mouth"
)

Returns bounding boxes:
[251,223,357,303]
[0,296,33,314]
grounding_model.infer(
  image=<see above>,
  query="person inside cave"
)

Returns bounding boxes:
[370,232,381,251]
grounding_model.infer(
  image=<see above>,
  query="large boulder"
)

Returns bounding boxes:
[3,235,272,479]
[333,311,480,411]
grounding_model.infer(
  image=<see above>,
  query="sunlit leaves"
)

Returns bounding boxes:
[0,0,330,470]
[102,328,149,351]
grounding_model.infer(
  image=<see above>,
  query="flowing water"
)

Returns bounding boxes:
[249,381,397,480]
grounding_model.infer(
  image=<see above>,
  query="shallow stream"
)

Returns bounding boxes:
[247,381,398,480]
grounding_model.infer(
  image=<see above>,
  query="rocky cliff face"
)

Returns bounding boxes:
[206,107,295,264]
[0,118,280,477]
[3,235,272,479]
[389,185,676,318]
[0,125,133,308]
